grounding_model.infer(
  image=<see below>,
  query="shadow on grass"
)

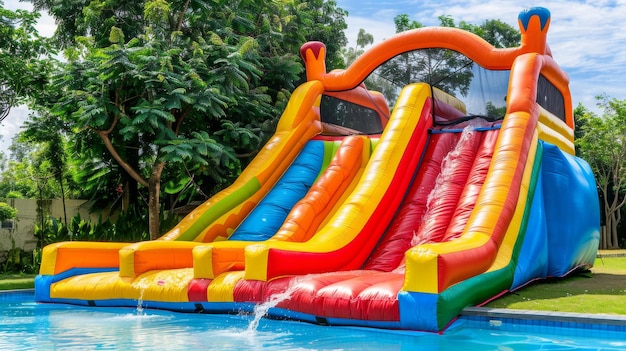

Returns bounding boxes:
[486,271,626,314]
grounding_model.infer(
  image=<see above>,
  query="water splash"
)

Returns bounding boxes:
[394,123,482,275]
[245,274,324,332]
[410,121,481,248]
[136,291,145,315]
[132,277,150,316]
[247,287,296,332]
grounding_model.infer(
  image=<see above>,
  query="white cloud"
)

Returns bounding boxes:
[0,106,28,153]
[338,0,626,114]
[2,0,624,141]
[3,0,56,38]
[343,17,396,47]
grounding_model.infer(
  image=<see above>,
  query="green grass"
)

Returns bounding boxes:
[0,273,36,291]
[592,256,626,274]
[485,257,626,315]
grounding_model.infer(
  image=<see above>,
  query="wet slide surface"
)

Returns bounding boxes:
[233,119,501,321]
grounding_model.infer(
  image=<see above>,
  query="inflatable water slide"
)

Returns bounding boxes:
[35,7,600,332]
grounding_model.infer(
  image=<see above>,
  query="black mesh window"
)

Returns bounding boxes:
[320,94,384,134]
[536,75,566,122]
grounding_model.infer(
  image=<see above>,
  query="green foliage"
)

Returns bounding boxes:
[0,156,34,199]
[20,108,79,203]
[1,248,40,275]
[341,28,373,66]
[393,13,424,32]
[20,0,348,238]
[46,3,272,237]
[0,137,81,200]
[0,4,56,119]
[0,226,39,274]
[143,0,170,23]
[32,0,145,48]
[292,0,348,70]
[354,15,521,107]
[576,96,626,249]
[0,202,17,221]
[34,205,179,246]
[441,16,521,48]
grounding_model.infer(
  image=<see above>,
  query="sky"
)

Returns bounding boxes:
[335,0,626,112]
[1,0,625,152]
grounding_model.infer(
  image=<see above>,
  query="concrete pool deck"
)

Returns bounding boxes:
[597,249,626,258]
[460,251,626,331]
[461,306,626,327]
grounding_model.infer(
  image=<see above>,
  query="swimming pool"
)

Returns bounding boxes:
[2,290,624,350]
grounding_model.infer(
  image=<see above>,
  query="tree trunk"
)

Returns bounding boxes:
[610,224,620,248]
[610,215,618,248]
[122,180,131,212]
[601,208,621,249]
[148,162,166,240]
[60,178,67,226]
[601,210,611,249]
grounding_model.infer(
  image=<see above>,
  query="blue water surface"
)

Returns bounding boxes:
[1,290,624,351]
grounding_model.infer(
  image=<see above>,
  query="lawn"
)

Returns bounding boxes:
[484,256,626,315]
[1,257,625,316]
[0,273,36,291]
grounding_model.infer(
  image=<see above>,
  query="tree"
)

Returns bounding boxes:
[440,16,520,49]
[363,15,474,104]
[341,28,398,103]
[356,15,520,106]
[29,0,348,239]
[297,0,348,70]
[31,0,145,49]
[575,96,626,249]
[0,3,54,121]
[0,139,5,173]
[0,3,57,204]
[51,5,261,239]
[341,28,374,66]
[0,133,82,201]
[22,110,73,224]
[0,201,17,222]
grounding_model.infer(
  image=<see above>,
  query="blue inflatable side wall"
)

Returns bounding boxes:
[512,142,600,289]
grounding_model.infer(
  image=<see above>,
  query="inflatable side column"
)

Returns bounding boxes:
[518,7,551,55]
[300,41,328,82]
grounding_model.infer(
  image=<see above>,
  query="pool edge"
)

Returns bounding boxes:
[462,306,626,328]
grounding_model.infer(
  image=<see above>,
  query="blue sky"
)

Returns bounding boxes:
[2,0,625,151]
[335,0,626,114]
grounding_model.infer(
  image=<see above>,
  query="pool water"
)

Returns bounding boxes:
[1,291,624,350]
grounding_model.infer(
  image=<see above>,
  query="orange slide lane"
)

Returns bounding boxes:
[188,134,371,298]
